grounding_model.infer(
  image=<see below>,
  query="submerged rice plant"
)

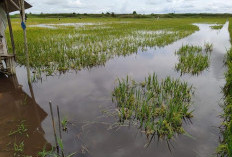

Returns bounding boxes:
[112,74,194,139]
[217,48,232,157]
[6,18,225,78]
[204,42,213,53]
[210,25,223,30]
[217,19,232,157]
[175,44,212,75]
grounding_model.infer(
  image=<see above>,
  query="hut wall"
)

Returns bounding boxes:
[0,4,8,55]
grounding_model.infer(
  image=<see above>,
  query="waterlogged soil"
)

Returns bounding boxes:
[0,22,231,157]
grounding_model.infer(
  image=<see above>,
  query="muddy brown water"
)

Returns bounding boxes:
[0,22,231,157]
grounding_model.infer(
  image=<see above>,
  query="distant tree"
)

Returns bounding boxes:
[133,11,137,15]
[102,12,104,15]
[73,12,76,15]
[106,12,110,15]
[40,12,43,15]
[111,12,115,17]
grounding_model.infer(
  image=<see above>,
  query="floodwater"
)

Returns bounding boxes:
[29,23,104,29]
[0,22,231,157]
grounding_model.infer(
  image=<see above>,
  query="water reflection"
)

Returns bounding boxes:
[0,74,50,156]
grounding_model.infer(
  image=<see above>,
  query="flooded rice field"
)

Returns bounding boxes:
[0,21,231,156]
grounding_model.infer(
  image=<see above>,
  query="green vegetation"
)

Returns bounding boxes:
[175,44,212,75]
[8,120,28,137]
[6,18,226,79]
[210,24,223,30]
[38,146,54,157]
[38,145,76,157]
[37,103,76,157]
[204,42,213,53]
[4,16,229,154]
[112,74,194,139]
[217,19,232,157]
[6,121,28,156]
[61,117,68,132]
[13,141,24,156]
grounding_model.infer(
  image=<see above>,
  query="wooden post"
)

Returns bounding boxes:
[19,0,30,83]
[4,0,16,59]
[57,105,65,157]
[49,101,59,154]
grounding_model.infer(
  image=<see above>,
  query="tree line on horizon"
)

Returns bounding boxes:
[10,11,232,18]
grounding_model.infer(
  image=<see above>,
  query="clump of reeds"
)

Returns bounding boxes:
[175,44,212,75]
[112,74,194,139]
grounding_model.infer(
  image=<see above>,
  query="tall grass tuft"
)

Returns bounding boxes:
[112,74,194,139]
[175,44,212,75]
[217,48,232,157]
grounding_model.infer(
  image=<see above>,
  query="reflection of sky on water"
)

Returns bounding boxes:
[15,22,230,157]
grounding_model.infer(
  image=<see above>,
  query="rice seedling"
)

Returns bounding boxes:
[204,42,213,53]
[217,19,232,157]
[61,117,68,132]
[175,44,211,75]
[8,120,29,137]
[217,47,232,157]
[13,141,24,157]
[5,18,226,78]
[210,24,223,30]
[112,73,194,139]
[38,146,54,157]
[217,19,232,156]
[38,144,76,157]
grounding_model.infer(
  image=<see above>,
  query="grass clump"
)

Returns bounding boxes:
[217,19,232,157]
[112,74,194,139]
[204,42,213,53]
[13,141,24,156]
[217,48,232,157]
[175,44,212,75]
[210,25,223,30]
[38,145,76,157]
[8,120,28,137]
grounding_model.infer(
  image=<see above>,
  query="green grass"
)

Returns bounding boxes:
[8,120,28,137]
[6,121,28,157]
[112,74,194,139]
[204,42,213,53]
[175,44,212,75]
[210,25,223,30]
[38,145,76,157]
[13,141,24,157]
[6,17,226,79]
[217,19,232,157]
[61,117,68,132]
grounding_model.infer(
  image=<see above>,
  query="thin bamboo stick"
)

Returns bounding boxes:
[57,105,65,157]
[19,0,30,83]
[57,105,62,139]
[49,101,59,154]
